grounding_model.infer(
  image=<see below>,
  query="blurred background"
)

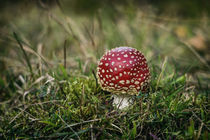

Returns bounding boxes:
[0,0,210,100]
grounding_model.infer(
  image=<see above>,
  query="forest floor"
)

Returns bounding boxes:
[0,2,209,139]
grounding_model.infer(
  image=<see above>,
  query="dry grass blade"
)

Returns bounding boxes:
[92,70,98,88]
[156,57,168,90]
[12,42,50,67]
[13,32,34,77]
[49,13,71,35]
[192,111,210,131]
[111,123,123,133]
[196,122,204,140]
[9,108,26,124]
[179,40,210,69]
[65,119,101,128]
[64,40,67,69]
[57,114,81,140]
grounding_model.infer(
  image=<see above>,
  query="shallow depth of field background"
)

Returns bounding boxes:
[0,0,210,87]
[0,0,209,139]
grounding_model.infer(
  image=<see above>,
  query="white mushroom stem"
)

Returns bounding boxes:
[112,94,133,110]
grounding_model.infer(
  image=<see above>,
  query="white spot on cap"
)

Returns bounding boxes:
[106,75,109,78]
[135,81,140,85]
[108,58,111,60]
[119,80,125,84]
[110,83,114,86]
[117,57,121,60]
[110,69,113,72]
[109,75,112,77]
[131,56,134,58]
[123,87,128,90]
[111,62,115,66]
[106,70,109,72]
[105,63,109,66]
[129,85,135,88]
[114,67,117,71]
[116,76,119,79]
[119,73,122,77]
[102,69,105,73]
[123,60,127,63]
[111,77,115,80]
[119,65,122,68]
[129,61,133,64]
[124,71,127,74]
[112,54,115,57]
[124,54,128,57]
[126,80,130,84]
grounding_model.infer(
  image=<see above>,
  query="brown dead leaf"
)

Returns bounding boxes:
[188,33,207,51]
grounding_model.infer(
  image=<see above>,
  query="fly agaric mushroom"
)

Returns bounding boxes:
[97,47,150,109]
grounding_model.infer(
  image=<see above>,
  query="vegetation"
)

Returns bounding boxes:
[0,1,209,139]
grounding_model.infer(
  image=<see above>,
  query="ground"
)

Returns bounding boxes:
[0,2,209,139]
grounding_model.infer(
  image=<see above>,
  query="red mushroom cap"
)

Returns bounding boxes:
[97,47,150,95]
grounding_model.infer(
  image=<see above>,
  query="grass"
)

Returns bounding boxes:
[0,2,210,139]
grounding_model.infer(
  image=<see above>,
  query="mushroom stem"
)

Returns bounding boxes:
[112,94,133,109]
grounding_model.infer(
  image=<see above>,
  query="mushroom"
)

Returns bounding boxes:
[97,47,150,109]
